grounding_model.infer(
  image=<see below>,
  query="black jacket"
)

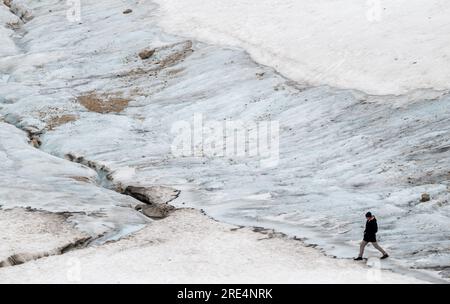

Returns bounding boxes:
[363,217,378,242]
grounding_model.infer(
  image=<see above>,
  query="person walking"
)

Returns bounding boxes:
[354,212,389,260]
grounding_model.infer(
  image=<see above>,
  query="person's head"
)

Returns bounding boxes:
[365,212,373,219]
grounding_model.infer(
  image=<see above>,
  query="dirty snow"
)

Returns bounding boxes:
[0,208,89,265]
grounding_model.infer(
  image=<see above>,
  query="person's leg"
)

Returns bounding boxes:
[359,241,368,257]
[372,242,387,255]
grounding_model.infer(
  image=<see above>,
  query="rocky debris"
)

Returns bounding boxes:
[135,203,174,219]
[77,92,130,114]
[154,40,193,69]
[252,226,286,240]
[29,134,41,148]
[69,176,94,183]
[11,125,44,149]
[63,153,179,220]
[125,186,180,219]
[116,41,193,79]
[0,236,91,267]
[9,0,33,22]
[138,48,155,60]
[60,236,93,254]
[123,9,132,14]
[3,0,11,8]
[65,154,110,173]
[46,114,78,130]
[256,72,265,79]
[124,185,180,205]
[6,20,21,30]
[66,154,98,168]
[420,193,431,202]
[0,252,45,267]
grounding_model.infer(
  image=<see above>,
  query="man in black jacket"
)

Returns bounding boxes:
[354,212,389,260]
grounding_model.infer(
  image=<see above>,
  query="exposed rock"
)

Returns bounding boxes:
[138,48,155,60]
[125,185,180,219]
[135,203,175,219]
[123,9,132,14]
[29,135,41,148]
[420,193,431,202]
[124,185,180,205]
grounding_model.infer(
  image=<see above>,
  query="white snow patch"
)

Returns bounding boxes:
[154,0,450,95]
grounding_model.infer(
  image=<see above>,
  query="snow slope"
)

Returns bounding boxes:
[0,209,427,283]
[154,0,450,95]
[0,0,449,282]
[0,209,89,266]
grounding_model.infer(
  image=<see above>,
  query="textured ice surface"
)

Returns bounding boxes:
[0,0,449,278]
[0,122,149,238]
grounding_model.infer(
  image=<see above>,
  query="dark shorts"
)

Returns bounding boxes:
[363,234,377,243]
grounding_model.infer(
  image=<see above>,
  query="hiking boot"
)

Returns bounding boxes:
[354,257,363,261]
[380,254,389,259]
